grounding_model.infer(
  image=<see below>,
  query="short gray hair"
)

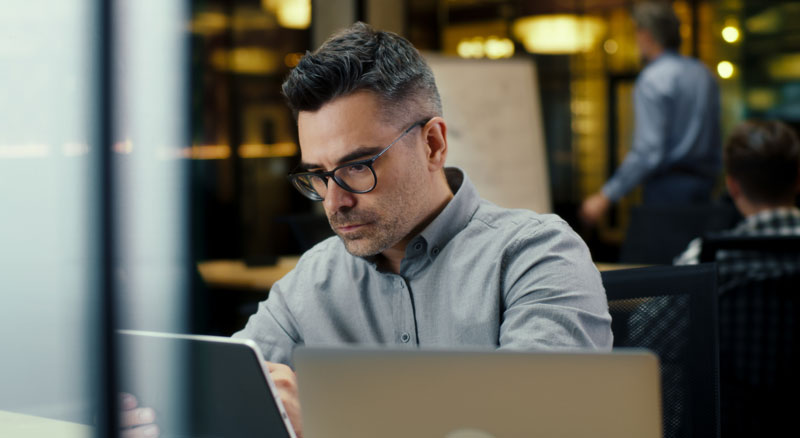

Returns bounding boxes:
[282,22,442,124]
[632,1,682,50]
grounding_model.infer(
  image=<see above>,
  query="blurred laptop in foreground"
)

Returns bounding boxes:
[118,330,296,438]
[294,348,662,438]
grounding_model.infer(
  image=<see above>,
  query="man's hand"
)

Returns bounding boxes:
[266,361,304,438]
[580,192,611,226]
[119,393,159,438]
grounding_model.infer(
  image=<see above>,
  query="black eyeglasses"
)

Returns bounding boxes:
[288,119,429,201]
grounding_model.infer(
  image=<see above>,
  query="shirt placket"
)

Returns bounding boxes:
[390,273,418,347]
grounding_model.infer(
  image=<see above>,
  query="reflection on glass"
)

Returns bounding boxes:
[113,0,192,435]
[0,0,97,435]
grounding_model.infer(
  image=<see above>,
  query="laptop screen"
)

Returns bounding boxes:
[119,330,294,438]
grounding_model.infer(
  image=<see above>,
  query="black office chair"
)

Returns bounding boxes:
[698,234,800,437]
[619,204,740,264]
[602,264,720,438]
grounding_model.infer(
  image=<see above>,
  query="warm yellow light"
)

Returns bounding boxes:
[190,12,229,35]
[512,15,606,54]
[263,0,311,30]
[457,37,484,58]
[484,36,514,59]
[717,61,735,79]
[747,88,777,110]
[721,26,740,43]
[457,36,514,59]
[768,54,800,80]
[211,47,280,74]
[238,142,298,158]
[603,39,618,54]
[184,145,231,160]
[284,52,303,68]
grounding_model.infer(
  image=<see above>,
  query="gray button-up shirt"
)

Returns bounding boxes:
[235,168,613,365]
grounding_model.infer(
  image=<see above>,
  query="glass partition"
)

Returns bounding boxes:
[0,0,100,433]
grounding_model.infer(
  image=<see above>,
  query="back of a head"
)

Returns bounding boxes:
[281,22,441,124]
[632,1,682,50]
[725,120,800,204]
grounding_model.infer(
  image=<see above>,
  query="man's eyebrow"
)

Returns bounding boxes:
[299,146,384,171]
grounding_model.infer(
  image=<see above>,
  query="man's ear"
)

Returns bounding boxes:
[423,117,447,172]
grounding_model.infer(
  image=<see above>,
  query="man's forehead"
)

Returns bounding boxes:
[296,98,397,165]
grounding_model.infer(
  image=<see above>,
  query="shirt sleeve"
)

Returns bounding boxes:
[602,75,670,201]
[232,271,303,367]
[498,220,614,351]
[673,237,702,265]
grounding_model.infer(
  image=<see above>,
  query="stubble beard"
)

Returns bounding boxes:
[328,181,423,258]
[334,212,405,257]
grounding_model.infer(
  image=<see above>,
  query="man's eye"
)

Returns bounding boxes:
[346,164,368,173]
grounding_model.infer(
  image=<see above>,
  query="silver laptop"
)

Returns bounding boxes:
[118,330,296,438]
[294,347,662,438]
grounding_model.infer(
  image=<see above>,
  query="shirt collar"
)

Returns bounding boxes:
[405,167,480,261]
[738,206,800,230]
[645,49,678,68]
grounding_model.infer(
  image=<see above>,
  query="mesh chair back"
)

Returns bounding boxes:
[602,264,719,438]
[698,234,800,437]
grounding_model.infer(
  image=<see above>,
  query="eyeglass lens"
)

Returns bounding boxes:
[303,163,375,199]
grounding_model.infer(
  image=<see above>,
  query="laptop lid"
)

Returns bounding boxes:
[294,347,662,438]
[118,330,296,438]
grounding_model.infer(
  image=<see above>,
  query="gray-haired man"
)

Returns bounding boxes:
[123,22,612,438]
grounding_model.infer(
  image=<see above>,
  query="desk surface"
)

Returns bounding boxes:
[197,256,300,290]
[595,263,652,272]
[0,410,92,438]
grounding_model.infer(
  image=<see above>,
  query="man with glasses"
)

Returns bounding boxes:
[121,21,612,438]
[232,22,613,437]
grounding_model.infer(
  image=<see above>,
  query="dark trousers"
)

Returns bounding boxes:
[642,172,715,205]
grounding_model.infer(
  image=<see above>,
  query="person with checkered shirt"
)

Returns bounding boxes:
[670,120,800,437]
[674,119,800,292]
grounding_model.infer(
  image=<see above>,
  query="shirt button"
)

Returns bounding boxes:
[413,242,423,251]
[400,333,411,343]
[431,246,440,256]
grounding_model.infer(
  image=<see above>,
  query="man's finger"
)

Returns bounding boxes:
[120,407,156,428]
[265,361,290,373]
[120,393,138,411]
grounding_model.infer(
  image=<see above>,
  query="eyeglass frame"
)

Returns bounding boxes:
[287,118,431,201]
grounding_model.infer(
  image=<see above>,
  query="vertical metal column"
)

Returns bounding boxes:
[96,0,118,435]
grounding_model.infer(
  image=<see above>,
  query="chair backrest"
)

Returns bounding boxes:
[697,234,800,436]
[602,264,719,438]
[620,204,740,264]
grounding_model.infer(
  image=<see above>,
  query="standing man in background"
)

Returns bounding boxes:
[580,1,721,225]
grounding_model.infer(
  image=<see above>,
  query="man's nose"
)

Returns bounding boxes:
[322,178,356,212]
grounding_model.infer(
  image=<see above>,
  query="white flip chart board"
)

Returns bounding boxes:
[425,54,551,213]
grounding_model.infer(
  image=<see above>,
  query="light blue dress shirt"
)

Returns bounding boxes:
[603,51,721,204]
[235,168,613,366]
